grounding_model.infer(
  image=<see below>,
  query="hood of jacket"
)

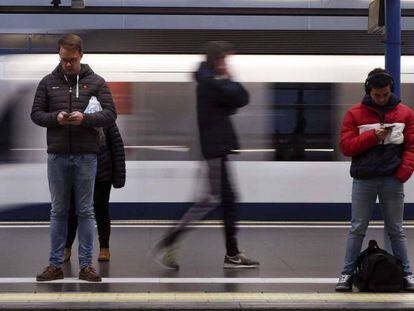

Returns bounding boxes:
[194,61,215,83]
[361,93,401,110]
[52,63,94,98]
[52,63,94,82]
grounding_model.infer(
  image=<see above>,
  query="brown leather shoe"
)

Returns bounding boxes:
[63,248,71,262]
[98,248,110,261]
[79,266,102,282]
[36,265,64,282]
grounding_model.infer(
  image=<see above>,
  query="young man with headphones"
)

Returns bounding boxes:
[335,68,414,291]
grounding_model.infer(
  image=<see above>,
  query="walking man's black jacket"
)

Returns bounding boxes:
[195,62,249,159]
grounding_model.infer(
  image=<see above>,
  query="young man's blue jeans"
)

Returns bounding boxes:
[47,153,97,269]
[342,176,410,274]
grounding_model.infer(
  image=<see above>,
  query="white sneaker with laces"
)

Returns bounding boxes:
[404,273,414,291]
[335,274,353,292]
[223,253,259,269]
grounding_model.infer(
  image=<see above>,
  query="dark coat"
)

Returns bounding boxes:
[195,62,249,159]
[96,123,126,188]
[31,64,117,154]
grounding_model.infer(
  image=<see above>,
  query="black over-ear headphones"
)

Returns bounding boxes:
[364,71,395,94]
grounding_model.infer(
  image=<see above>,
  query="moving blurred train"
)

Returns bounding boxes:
[2,53,414,221]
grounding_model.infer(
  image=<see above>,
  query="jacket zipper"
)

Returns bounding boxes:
[365,105,386,144]
[63,75,74,153]
[68,86,73,153]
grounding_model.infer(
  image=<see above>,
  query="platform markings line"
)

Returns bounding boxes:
[0,277,338,284]
[1,224,414,229]
[0,292,414,303]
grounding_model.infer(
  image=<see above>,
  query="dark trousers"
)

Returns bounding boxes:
[163,156,240,256]
[66,181,112,249]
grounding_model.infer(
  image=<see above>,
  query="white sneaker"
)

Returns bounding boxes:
[223,253,259,269]
[335,274,353,292]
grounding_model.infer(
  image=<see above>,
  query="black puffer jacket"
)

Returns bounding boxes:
[96,123,126,188]
[31,64,117,154]
[195,62,249,159]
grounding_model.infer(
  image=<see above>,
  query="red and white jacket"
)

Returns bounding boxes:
[340,94,414,182]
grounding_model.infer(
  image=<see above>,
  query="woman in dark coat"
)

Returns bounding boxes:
[64,122,126,261]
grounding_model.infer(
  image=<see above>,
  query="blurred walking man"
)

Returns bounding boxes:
[153,41,259,270]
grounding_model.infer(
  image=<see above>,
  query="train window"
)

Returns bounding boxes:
[271,83,334,161]
[118,82,339,162]
[97,82,345,162]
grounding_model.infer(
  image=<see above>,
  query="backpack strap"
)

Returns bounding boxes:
[354,240,380,273]
[368,240,378,249]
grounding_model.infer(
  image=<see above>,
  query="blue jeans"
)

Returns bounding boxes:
[342,176,410,274]
[47,153,97,269]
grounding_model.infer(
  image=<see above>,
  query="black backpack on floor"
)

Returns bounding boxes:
[353,240,404,292]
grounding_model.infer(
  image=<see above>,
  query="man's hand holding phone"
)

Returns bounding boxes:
[57,111,84,125]
[66,111,84,125]
[375,124,394,142]
[57,111,71,125]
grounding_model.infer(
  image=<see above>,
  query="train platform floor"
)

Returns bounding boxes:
[0,222,414,310]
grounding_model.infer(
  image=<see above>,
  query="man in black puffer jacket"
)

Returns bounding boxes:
[31,34,117,282]
[153,41,259,270]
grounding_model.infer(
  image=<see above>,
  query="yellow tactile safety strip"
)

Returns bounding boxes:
[0,292,414,303]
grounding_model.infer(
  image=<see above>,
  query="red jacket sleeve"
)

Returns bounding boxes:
[395,110,414,182]
[339,109,378,157]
